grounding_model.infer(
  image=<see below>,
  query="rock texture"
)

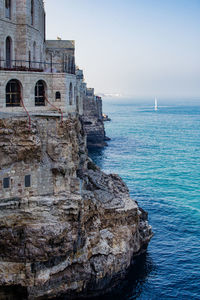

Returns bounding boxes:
[82,95,109,148]
[0,116,152,299]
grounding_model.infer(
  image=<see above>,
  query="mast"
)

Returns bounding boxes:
[155,97,158,111]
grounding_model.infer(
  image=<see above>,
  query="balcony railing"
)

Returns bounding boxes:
[0,59,75,74]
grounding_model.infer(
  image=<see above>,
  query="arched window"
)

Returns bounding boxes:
[55,91,61,101]
[76,96,79,112]
[69,83,73,105]
[6,36,12,68]
[6,79,21,107]
[31,0,34,25]
[35,80,46,106]
[5,0,11,19]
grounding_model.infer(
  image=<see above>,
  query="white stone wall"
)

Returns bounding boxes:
[25,0,45,63]
[75,69,87,115]
[0,0,17,64]
[0,1,95,117]
[76,78,84,115]
[46,40,75,73]
[0,162,54,200]
[0,70,77,113]
[65,74,77,113]
[0,0,45,64]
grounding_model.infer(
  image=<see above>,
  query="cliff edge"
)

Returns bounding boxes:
[82,93,109,148]
[0,116,152,299]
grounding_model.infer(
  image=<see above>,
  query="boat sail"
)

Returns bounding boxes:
[154,97,158,111]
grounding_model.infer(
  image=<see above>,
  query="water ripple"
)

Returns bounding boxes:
[89,102,200,299]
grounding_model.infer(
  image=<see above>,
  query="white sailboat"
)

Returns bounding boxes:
[154,97,158,111]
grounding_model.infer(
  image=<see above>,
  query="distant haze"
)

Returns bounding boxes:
[45,0,200,99]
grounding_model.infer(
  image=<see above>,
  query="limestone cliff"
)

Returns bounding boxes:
[82,95,109,148]
[0,116,152,299]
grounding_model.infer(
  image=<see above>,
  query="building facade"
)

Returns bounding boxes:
[0,0,96,116]
[0,0,105,201]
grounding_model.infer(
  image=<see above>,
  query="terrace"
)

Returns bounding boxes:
[0,59,75,74]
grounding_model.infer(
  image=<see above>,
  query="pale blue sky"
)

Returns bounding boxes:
[45,0,200,99]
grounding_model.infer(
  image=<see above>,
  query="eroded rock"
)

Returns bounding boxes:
[0,116,152,299]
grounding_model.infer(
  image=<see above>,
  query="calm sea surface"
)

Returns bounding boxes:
[89,99,200,300]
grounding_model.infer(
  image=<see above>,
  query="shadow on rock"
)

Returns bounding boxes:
[0,285,28,300]
[56,252,155,300]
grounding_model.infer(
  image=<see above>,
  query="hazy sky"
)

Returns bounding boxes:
[45,0,200,99]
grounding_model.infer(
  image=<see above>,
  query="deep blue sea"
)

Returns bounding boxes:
[89,99,200,300]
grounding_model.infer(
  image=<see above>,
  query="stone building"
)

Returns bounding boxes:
[0,0,91,116]
[0,0,106,200]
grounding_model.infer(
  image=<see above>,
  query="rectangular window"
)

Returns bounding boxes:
[3,177,10,189]
[25,175,31,188]
[31,0,34,25]
[5,0,11,19]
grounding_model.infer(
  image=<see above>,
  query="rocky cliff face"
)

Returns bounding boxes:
[0,116,152,299]
[82,96,109,148]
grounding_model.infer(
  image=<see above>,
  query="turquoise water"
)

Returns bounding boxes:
[89,100,200,300]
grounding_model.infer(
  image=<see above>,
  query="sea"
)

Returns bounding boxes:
[88,99,200,300]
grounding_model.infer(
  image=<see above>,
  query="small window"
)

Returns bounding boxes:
[69,83,73,105]
[31,0,34,25]
[25,175,31,188]
[5,0,11,19]
[3,177,10,188]
[55,91,61,101]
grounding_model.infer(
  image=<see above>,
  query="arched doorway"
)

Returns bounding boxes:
[69,83,73,105]
[6,79,21,107]
[35,80,46,106]
[6,36,12,68]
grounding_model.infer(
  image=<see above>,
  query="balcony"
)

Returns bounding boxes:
[0,59,75,74]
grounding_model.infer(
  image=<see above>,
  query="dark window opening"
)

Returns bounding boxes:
[35,80,45,106]
[25,175,31,188]
[76,96,79,112]
[31,0,34,25]
[69,83,73,105]
[33,41,36,63]
[3,177,10,189]
[6,36,12,68]
[55,91,61,101]
[6,79,21,107]
[28,50,31,68]
[5,0,11,19]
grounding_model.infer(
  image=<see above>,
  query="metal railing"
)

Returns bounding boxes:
[0,59,75,74]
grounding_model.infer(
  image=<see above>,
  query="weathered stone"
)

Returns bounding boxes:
[0,116,152,299]
[82,94,108,148]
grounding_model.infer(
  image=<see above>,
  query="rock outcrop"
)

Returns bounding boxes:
[0,116,152,299]
[82,94,109,148]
